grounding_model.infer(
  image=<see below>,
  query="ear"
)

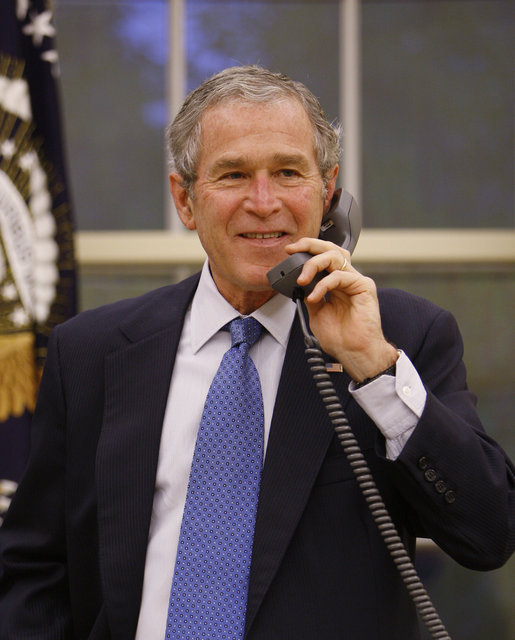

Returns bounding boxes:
[169,173,196,230]
[322,165,339,213]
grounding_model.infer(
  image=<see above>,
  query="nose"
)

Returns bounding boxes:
[243,174,281,217]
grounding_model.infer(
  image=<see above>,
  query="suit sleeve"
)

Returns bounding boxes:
[387,307,514,570]
[0,328,74,638]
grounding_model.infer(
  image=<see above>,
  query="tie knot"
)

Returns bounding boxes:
[229,316,262,348]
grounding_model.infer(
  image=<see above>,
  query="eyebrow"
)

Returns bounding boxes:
[212,153,311,172]
[271,153,311,170]
[212,157,247,172]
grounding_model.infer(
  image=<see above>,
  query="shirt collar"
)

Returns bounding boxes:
[190,260,296,354]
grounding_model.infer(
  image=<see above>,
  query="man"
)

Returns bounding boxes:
[0,65,513,639]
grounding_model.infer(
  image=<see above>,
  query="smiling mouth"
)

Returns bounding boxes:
[241,232,285,239]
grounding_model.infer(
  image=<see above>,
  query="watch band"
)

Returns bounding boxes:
[353,361,397,389]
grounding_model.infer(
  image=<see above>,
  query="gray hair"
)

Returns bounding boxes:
[167,65,341,193]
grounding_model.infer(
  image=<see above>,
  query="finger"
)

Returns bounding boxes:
[286,237,340,256]
[337,256,348,271]
[327,251,353,273]
[305,267,372,304]
[286,237,352,266]
[304,269,354,304]
[296,248,352,285]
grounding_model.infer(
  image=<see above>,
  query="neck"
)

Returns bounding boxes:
[207,263,279,314]
[227,289,277,315]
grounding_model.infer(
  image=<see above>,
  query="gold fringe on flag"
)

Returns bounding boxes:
[0,332,38,422]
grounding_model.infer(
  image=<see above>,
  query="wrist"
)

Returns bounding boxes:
[350,345,400,384]
[353,359,397,388]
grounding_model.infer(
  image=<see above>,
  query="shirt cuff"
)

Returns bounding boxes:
[349,350,427,460]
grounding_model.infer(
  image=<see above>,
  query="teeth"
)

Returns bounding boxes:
[243,232,283,239]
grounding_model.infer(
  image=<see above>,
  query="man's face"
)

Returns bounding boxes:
[171,99,337,312]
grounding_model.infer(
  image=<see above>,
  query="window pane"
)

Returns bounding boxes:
[362,1,514,228]
[365,264,515,638]
[55,0,168,230]
[186,1,340,124]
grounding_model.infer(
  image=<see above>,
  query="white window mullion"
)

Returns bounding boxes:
[166,0,187,230]
[340,0,362,206]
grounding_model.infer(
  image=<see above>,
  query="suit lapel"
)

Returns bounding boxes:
[245,316,352,634]
[95,275,199,639]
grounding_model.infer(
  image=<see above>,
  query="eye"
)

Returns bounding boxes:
[279,168,300,178]
[222,171,245,180]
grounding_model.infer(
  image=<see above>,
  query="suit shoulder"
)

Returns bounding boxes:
[54,272,200,341]
[378,287,446,320]
[377,287,459,349]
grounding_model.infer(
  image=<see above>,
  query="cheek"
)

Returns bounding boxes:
[197,191,237,225]
[193,202,234,251]
[293,191,324,233]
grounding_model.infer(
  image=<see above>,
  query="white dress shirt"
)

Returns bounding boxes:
[135,261,426,638]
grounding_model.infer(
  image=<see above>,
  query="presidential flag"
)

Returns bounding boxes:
[0,0,76,524]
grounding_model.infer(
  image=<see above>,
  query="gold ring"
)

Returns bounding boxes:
[340,257,348,270]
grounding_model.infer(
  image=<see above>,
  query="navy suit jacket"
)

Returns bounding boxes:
[0,273,513,639]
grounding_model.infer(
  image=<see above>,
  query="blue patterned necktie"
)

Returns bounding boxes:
[165,316,264,640]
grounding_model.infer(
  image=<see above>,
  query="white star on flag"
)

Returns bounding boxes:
[41,49,60,77]
[10,306,30,327]
[22,10,56,47]
[2,283,18,302]
[0,139,16,159]
[16,0,30,21]
[18,151,37,171]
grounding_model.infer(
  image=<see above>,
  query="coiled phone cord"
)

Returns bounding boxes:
[295,299,451,640]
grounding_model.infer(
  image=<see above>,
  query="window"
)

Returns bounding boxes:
[54,2,515,637]
[362,1,514,227]
[56,0,168,230]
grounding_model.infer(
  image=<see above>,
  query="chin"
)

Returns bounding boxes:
[238,268,273,292]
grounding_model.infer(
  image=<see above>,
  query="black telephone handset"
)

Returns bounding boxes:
[266,188,361,299]
[266,191,451,639]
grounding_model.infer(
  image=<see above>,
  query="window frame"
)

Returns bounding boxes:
[76,0,515,269]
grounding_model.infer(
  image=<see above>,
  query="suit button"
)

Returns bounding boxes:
[444,490,456,504]
[418,456,430,470]
[434,480,447,494]
[424,468,438,482]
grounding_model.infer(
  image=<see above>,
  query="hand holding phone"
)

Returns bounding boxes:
[266,191,397,382]
[266,189,361,299]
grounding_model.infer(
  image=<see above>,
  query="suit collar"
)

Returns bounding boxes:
[118,272,201,344]
[190,262,296,354]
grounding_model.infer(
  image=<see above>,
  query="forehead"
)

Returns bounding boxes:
[202,96,311,123]
[197,98,317,164]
